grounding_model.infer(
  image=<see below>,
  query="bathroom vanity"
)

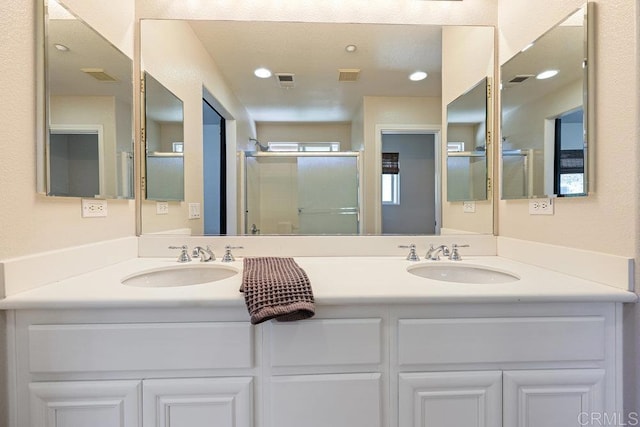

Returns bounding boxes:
[1,253,635,427]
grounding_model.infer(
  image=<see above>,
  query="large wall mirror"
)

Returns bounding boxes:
[446,77,489,202]
[38,0,134,199]
[500,5,589,199]
[139,20,495,236]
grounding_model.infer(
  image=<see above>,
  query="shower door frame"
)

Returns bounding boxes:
[240,151,363,235]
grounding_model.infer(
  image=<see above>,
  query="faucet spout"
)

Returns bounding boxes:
[192,245,215,262]
[426,244,450,261]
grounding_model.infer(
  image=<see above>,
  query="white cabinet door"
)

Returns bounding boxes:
[29,380,141,427]
[269,373,382,427]
[503,369,605,427]
[142,377,252,427]
[399,371,502,427]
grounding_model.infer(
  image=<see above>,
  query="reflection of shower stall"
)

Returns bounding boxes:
[502,149,534,198]
[240,151,361,235]
[446,151,487,201]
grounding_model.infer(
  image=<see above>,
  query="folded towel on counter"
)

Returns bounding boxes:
[240,257,315,325]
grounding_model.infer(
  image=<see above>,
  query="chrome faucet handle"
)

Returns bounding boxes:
[398,244,420,262]
[221,245,244,262]
[192,245,215,262]
[449,244,470,261]
[168,245,191,263]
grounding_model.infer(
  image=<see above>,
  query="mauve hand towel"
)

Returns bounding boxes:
[240,257,315,325]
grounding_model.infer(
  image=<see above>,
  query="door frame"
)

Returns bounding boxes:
[48,124,105,197]
[374,124,441,235]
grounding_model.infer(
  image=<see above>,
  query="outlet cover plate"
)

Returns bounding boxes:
[528,198,554,215]
[156,202,169,215]
[81,199,107,218]
[463,201,476,213]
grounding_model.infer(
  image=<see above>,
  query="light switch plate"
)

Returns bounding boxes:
[463,201,476,213]
[188,202,201,219]
[81,199,107,218]
[156,202,169,215]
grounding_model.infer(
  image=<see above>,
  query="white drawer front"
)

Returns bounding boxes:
[398,316,605,366]
[269,318,382,368]
[29,322,252,373]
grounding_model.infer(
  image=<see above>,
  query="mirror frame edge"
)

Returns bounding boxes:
[585,1,595,197]
[36,0,48,195]
[134,17,143,236]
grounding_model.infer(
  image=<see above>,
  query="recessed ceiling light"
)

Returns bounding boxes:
[536,69,559,80]
[345,44,357,53]
[54,43,69,52]
[254,67,272,79]
[409,71,428,81]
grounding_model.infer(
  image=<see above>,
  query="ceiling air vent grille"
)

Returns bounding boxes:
[338,69,360,82]
[275,73,295,88]
[508,74,534,84]
[81,68,117,82]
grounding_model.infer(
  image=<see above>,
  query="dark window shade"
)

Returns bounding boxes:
[382,152,399,174]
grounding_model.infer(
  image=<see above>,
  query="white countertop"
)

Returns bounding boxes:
[0,256,636,309]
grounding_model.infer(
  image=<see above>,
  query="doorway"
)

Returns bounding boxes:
[378,129,440,235]
[554,108,585,196]
[48,124,103,197]
[202,99,226,234]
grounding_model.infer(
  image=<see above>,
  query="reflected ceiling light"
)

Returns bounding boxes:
[409,71,428,81]
[345,44,357,53]
[521,42,534,52]
[254,67,272,79]
[536,69,559,80]
[54,43,69,52]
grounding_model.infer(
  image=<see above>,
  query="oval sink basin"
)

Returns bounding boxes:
[122,264,238,288]
[407,263,519,284]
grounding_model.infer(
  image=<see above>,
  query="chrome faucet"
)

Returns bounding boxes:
[398,244,420,261]
[168,245,191,263]
[426,244,450,260]
[221,245,243,262]
[192,245,215,262]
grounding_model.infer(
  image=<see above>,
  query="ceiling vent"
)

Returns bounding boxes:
[508,74,534,84]
[338,68,361,82]
[275,73,295,88]
[81,68,117,82]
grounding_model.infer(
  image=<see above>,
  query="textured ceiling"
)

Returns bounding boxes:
[188,21,443,123]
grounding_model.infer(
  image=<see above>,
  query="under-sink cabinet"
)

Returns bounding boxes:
[7,302,621,427]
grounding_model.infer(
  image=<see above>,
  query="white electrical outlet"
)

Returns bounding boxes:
[528,198,554,215]
[156,201,169,215]
[188,202,201,219]
[463,201,476,213]
[81,199,108,218]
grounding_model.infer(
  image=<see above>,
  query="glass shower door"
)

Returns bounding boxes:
[297,155,359,235]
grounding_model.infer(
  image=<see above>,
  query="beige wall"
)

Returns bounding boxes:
[140,20,254,235]
[441,26,495,234]
[0,0,135,261]
[51,95,119,197]
[361,96,442,234]
[256,122,352,151]
[498,0,638,257]
[137,0,498,26]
